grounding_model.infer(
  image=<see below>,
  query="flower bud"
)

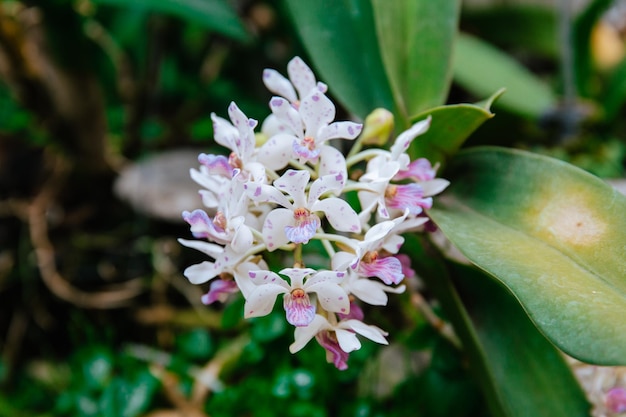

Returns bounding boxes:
[360,108,394,146]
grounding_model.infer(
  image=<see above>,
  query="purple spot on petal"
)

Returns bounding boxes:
[249,272,256,278]
[254,187,262,197]
[312,94,320,102]
[337,272,345,278]
[271,98,283,107]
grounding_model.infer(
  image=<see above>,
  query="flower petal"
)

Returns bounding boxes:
[183,261,220,285]
[306,278,350,315]
[257,133,294,170]
[342,319,389,345]
[287,56,318,99]
[269,96,302,135]
[359,255,404,285]
[308,173,345,205]
[313,198,361,234]
[244,283,287,318]
[317,121,362,142]
[263,68,297,103]
[201,279,239,304]
[335,328,361,352]
[273,169,310,207]
[283,292,316,326]
[290,314,331,353]
[390,117,431,160]
[300,91,335,137]
[262,208,294,251]
[177,238,223,257]
[318,145,348,182]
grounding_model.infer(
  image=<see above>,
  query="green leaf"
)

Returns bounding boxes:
[372,0,461,126]
[428,147,626,365]
[405,237,591,417]
[283,0,395,119]
[453,33,556,119]
[408,88,503,165]
[92,0,250,42]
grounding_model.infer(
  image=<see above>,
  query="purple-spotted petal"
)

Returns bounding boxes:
[263,68,298,103]
[308,173,345,204]
[269,96,302,135]
[359,255,404,285]
[306,279,350,315]
[227,102,257,161]
[317,121,362,142]
[312,198,361,234]
[273,169,310,207]
[244,282,287,318]
[318,145,347,182]
[292,140,321,162]
[300,91,335,137]
[211,113,239,151]
[262,208,294,251]
[287,56,318,99]
[244,182,292,208]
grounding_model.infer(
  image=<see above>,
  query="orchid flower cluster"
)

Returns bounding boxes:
[179,57,449,370]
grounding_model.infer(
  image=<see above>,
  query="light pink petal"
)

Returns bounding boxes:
[606,387,626,413]
[290,314,331,353]
[283,292,316,327]
[263,68,297,103]
[313,198,361,234]
[287,56,318,99]
[198,154,233,178]
[285,212,320,244]
[316,331,349,370]
[201,279,239,304]
[182,209,222,239]
[359,256,404,285]
[262,208,294,251]
[386,184,432,215]
[394,158,436,181]
[300,91,335,137]
[244,283,287,318]
[317,121,362,142]
[292,140,321,163]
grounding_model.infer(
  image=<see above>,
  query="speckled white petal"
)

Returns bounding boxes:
[262,208,293,251]
[313,198,361,234]
[287,56,317,99]
[263,68,298,103]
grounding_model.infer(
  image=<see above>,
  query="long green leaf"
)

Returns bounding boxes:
[408,89,503,166]
[428,147,626,365]
[453,33,556,119]
[371,0,460,127]
[283,0,395,119]
[92,0,250,42]
[405,237,591,417]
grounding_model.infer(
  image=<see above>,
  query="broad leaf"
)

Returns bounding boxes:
[283,0,395,119]
[372,0,460,126]
[428,147,626,365]
[409,89,504,166]
[92,0,250,42]
[405,237,591,417]
[453,33,556,119]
